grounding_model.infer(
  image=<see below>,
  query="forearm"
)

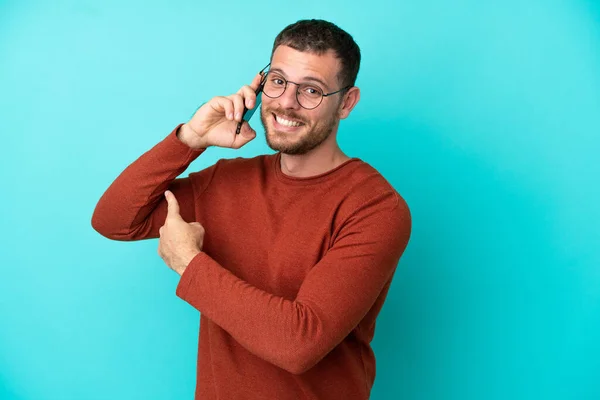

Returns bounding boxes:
[176,252,329,374]
[175,249,398,375]
[91,124,205,240]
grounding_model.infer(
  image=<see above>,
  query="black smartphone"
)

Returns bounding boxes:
[236,78,266,134]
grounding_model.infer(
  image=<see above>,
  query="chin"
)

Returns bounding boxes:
[266,131,298,152]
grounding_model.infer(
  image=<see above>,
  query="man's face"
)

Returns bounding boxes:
[260,45,345,155]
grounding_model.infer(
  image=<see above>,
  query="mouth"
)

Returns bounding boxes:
[271,112,306,132]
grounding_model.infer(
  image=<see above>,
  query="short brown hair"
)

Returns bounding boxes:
[271,19,361,88]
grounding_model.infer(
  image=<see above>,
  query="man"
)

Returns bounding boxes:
[92,19,411,400]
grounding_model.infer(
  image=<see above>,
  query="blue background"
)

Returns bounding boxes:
[1,0,599,399]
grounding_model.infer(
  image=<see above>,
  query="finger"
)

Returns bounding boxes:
[227,93,245,122]
[238,85,257,109]
[209,96,235,121]
[249,71,264,91]
[164,190,181,219]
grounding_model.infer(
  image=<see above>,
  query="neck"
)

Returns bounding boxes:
[279,134,351,178]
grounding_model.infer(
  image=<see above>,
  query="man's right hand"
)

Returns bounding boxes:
[177,72,265,150]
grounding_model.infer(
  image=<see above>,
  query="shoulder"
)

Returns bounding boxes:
[329,160,411,242]
[329,160,412,259]
[338,160,410,219]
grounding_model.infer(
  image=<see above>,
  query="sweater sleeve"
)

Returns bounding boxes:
[91,123,210,241]
[175,190,412,374]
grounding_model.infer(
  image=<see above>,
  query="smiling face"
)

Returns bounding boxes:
[259,45,348,155]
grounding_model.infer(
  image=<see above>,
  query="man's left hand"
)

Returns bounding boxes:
[158,190,204,276]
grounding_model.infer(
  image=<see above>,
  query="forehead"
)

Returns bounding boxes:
[270,45,341,88]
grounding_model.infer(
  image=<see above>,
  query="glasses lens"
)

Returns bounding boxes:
[263,72,286,98]
[297,84,323,109]
[261,72,324,109]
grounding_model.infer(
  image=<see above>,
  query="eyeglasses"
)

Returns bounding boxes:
[258,63,352,110]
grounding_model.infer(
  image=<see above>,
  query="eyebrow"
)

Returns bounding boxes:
[269,68,330,91]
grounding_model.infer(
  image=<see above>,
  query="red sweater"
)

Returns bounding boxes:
[92,124,411,399]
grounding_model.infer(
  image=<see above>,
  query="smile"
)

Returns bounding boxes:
[273,113,305,128]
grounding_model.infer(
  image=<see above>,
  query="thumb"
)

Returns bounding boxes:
[232,122,256,148]
[164,190,182,219]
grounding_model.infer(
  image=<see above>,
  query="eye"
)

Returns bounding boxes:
[270,77,285,86]
[301,86,322,97]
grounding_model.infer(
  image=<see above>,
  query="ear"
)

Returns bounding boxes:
[338,86,360,120]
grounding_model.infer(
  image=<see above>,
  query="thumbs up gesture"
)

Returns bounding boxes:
[158,190,205,276]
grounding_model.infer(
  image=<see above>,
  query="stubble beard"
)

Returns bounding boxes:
[259,106,339,155]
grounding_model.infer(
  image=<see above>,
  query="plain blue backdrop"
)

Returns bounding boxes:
[1,0,599,399]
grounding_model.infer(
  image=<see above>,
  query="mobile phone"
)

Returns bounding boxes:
[236,79,266,134]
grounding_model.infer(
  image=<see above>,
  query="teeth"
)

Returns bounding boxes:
[275,114,302,127]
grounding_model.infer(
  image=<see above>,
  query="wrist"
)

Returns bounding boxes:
[177,124,209,150]
[177,249,202,276]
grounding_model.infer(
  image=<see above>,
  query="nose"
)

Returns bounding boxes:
[277,83,301,110]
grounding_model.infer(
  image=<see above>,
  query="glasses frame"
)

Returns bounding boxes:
[258,63,352,110]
